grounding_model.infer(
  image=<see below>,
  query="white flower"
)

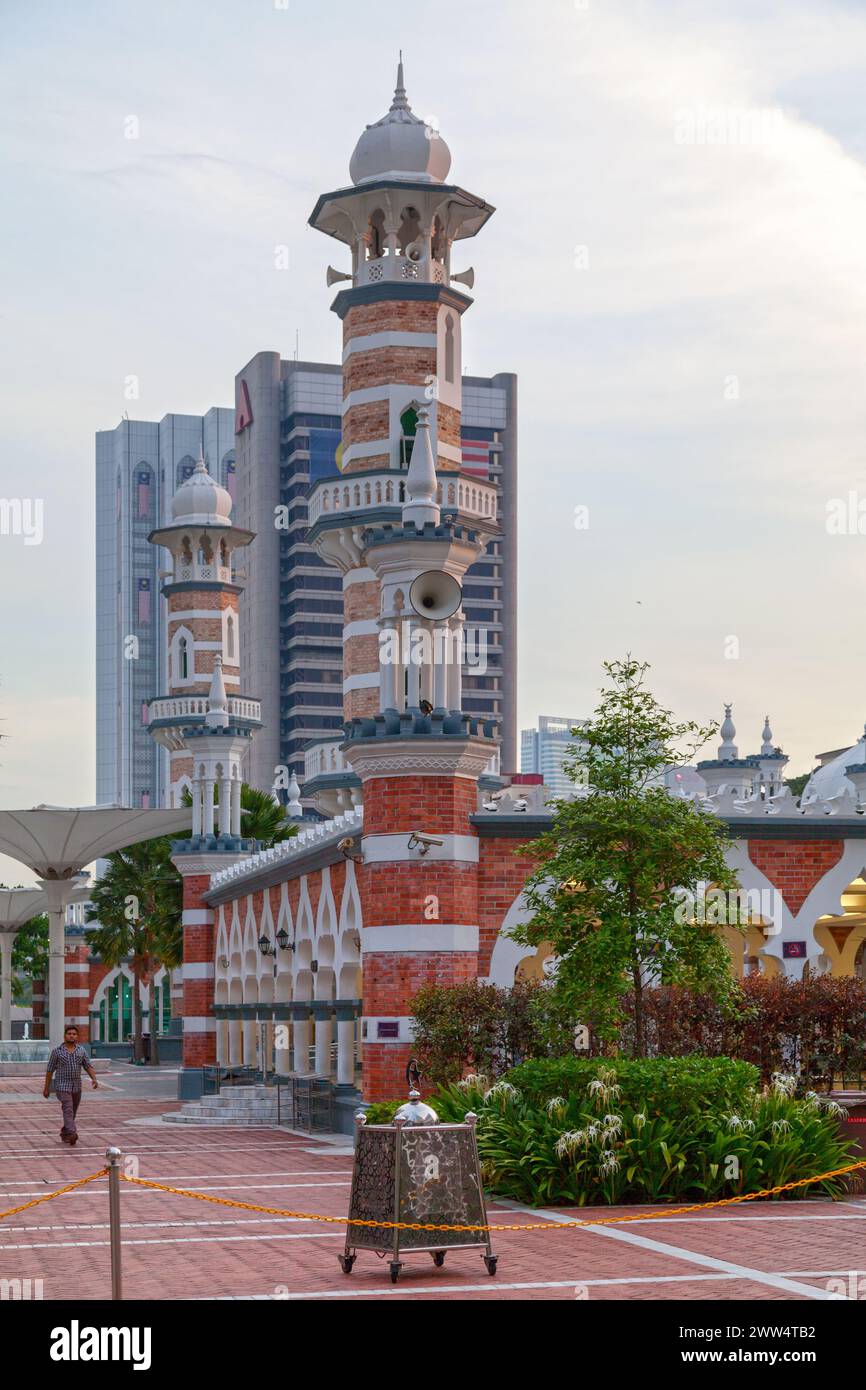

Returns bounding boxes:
[633,1112,647,1131]
[598,1150,620,1176]
[603,1113,623,1135]
[725,1114,742,1131]
[771,1072,797,1098]
[458,1073,488,1091]
[555,1130,586,1158]
[546,1096,567,1117]
[823,1100,849,1120]
[483,1080,518,1103]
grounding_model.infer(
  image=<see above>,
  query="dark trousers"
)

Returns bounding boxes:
[57,1090,82,1139]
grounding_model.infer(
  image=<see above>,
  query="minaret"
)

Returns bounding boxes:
[308,56,496,730]
[697,704,756,799]
[754,714,788,799]
[307,61,500,1098]
[147,454,263,1095]
[147,450,261,806]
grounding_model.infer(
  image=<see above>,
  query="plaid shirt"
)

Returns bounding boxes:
[46,1044,91,1092]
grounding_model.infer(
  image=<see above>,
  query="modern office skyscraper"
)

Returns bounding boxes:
[95,410,236,808]
[521,715,585,796]
[233,357,517,798]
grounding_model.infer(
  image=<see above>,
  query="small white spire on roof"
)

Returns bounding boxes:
[761,715,774,756]
[402,403,440,529]
[286,775,303,819]
[205,656,229,729]
[392,51,409,112]
[719,703,737,759]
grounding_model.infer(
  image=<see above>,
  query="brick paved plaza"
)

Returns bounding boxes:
[1,1070,864,1303]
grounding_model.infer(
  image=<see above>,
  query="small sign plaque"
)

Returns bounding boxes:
[783,941,807,959]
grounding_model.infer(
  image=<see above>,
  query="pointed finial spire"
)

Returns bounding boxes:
[761,715,773,756]
[719,703,737,760]
[195,444,208,475]
[402,403,440,529]
[286,774,302,819]
[391,50,410,112]
[205,656,229,729]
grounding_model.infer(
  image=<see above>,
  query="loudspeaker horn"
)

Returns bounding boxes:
[409,570,463,621]
[451,267,475,289]
[326,265,353,287]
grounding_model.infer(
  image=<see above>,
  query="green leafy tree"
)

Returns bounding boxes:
[87,838,181,1065]
[511,658,743,1058]
[784,772,811,800]
[11,913,48,1004]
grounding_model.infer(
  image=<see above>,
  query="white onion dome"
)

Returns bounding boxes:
[349,57,452,187]
[171,453,233,526]
[801,726,866,802]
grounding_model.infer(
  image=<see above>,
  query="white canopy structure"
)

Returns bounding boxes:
[0,887,48,1043]
[0,806,192,1044]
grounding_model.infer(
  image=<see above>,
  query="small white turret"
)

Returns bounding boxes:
[402,404,440,530]
[719,704,738,759]
[205,657,229,730]
[761,715,774,756]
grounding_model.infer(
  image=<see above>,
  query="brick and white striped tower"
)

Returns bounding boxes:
[308,63,501,1099]
[148,450,257,807]
[308,57,495,727]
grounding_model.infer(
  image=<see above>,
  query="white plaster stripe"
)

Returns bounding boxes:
[343,385,406,412]
[182,1017,217,1033]
[342,440,391,466]
[343,567,377,588]
[361,923,479,953]
[63,989,90,998]
[209,1269,860,1300]
[163,610,235,622]
[343,619,381,641]
[343,673,379,693]
[183,962,214,980]
[498,1202,846,1301]
[182,910,213,926]
[343,331,437,360]
[362,832,479,864]
[0,1233,345,1252]
[437,443,463,464]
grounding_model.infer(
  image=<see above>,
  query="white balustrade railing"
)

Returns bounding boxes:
[148,695,261,724]
[308,471,497,527]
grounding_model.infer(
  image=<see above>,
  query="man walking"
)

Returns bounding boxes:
[43,1025,98,1146]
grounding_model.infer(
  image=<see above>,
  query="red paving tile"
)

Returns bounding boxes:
[1,1076,864,1301]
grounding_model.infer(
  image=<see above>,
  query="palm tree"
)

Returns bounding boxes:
[87,837,181,1065]
[180,783,298,848]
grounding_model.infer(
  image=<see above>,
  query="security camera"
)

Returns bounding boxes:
[407,832,445,856]
[338,837,363,864]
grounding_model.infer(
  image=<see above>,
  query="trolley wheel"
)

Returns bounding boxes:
[483,1255,498,1276]
[431,1251,446,1267]
[389,1261,403,1284]
[338,1255,356,1275]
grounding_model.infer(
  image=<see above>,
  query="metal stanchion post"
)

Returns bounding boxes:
[105,1146,123,1301]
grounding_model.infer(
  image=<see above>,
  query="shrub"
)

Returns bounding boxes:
[475,1068,854,1206]
[409,980,549,1085]
[505,1056,760,1122]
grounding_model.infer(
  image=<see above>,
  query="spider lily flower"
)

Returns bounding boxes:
[771,1119,792,1136]
[633,1112,647,1130]
[546,1096,567,1117]
[771,1072,796,1097]
[598,1151,620,1176]
[823,1100,848,1119]
[555,1130,587,1158]
[483,1080,518,1103]
[458,1073,489,1091]
[603,1114,623,1135]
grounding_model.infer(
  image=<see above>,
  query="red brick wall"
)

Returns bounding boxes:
[477,839,540,975]
[363,776,478,837]
[748,840,844,917]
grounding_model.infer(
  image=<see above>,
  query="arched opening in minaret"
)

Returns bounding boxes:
[368,208,385,259]
[197,533,213,566]
[180,535,192,566]
[400,406,418,467]
[226,614,235,661]
[444,314,455,383]
[178,637,189,681]
[432,215,446,263]
[398,207,421,257]
[219,538,228,568]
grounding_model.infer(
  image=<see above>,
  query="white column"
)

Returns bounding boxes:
[42,882,69,1047]
[203,778,215,837]
[216,1019,228,1065]
[0,932,15,1042]
[432,625,448,711]
[231,778,242,838]
[218,777,231,837]
[446,618,463,712]
[228,1019,242,1065]
[314,1013,332,1078]
[419,622,433,706]
[336,1018,355,1086]
[192,779,202,837]
[292,1015,311,1074]
[242,1019,257,1067]
[406,621,421,708]
[275,1019,291,1075]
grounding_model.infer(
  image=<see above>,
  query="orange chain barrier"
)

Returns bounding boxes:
[113,1157,866,1233]
[0,1169,109,1222]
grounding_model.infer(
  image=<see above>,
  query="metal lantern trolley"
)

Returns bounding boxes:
[340,1082,498,1284]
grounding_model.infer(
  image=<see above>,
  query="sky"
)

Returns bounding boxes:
[3,0,866,883]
